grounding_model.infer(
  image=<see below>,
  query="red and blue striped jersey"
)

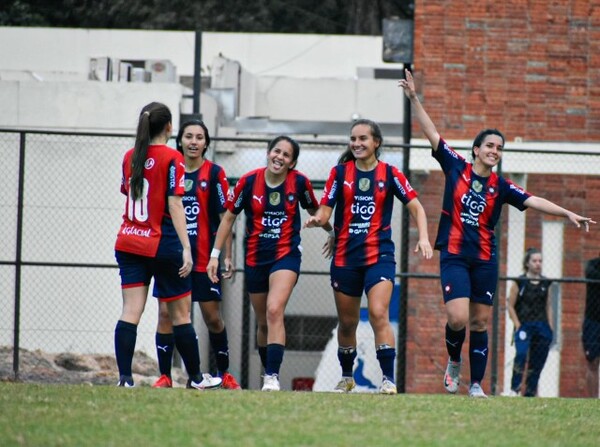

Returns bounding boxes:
[320,161,417,267]
[227,168,318,267]
[184,160,229,272]
[115,144,186,258]
[433,138,531,260]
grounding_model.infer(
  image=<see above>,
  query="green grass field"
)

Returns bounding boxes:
[1,383,599,447]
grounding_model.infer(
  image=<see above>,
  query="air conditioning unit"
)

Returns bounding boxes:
[117,62,133,82]
[88,57,112,81]
[145,59,177,83]
[130,67,147,83]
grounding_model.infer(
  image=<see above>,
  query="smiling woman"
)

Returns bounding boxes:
[304,118,433,395]
[151,119,238,390]
[207,135,334,391]
[399,67,595,398]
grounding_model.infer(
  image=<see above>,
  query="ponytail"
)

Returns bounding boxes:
[130,103,172,200]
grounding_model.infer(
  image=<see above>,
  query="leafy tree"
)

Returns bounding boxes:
[0,0,413,34]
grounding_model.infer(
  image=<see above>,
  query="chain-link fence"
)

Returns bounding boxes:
[1,129,599,396]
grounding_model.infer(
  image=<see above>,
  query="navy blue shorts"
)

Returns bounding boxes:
[245,255,301,294]
[115,250,191,301]
[582,318,600,362]
[439,250,497,305]
[330,257,396,297]
[191,271,222,302]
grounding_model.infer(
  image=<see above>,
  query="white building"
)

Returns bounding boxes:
[0,27,408,138]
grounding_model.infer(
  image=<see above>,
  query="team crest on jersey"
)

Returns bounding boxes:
[287,193,295,203]
[472,180,483,193]
[269,192,281,206]
[359,178,371,192]
[489,187,495,194]
[144,158,155,170]
[184,179,194,192]
[377,180,385,191]
[200,180,208,191]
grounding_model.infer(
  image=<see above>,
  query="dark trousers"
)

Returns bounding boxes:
[511,321,553,396]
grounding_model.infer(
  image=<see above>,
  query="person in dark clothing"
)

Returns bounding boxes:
[506,248,553,397]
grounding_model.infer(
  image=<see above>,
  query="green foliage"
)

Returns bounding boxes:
[0,0,414,34]
[1,382,598,447]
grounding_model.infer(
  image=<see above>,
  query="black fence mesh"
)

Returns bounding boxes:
[1,129,599,396]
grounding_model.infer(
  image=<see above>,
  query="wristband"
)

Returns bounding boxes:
[328,229,335,238]
[210,248,221,258]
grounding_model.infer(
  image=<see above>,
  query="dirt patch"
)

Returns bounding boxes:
[0,346,187,387]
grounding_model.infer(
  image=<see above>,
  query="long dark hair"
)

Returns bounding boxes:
[471,128,505,161]
[130,102,172,200]
[176,119,211,157]
[523,247,541,273]
[338,119,383,164]
[268,135,300,168]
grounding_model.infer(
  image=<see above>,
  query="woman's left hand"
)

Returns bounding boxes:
[414,238,433,259]
[322,236,335,259]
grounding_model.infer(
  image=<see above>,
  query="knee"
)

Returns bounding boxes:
[167,303,190,325]
[469,316,488,332]
[447,314,468,331]
[157,309,172,332]
[338,315,359,336]
[266,305,284,325]
[368,309,389,331]
[202,313,223,333]
[158,307,170,322]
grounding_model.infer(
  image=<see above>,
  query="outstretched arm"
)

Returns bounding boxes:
[524,196,595,231]
[398,68,441,151]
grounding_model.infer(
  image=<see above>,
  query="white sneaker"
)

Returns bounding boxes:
[502,389,519,397]
[188,373,222,390]
[333,377,356,393]
[262,374,280,391]
[117,375,134,387]
[379,378,397,395]
[468,383,488,398]
[443,358,461,394]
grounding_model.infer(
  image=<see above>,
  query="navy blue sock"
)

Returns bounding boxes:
[445,323,466,362]
[173,323,201,379]
[265,344,285,376]
[155,332,174,377]
[337,346,357,377]
[376,346,396,382]
[258,346,268,369]
[114,320,137,377]
[209,328,230,375]
[469,330,489,384]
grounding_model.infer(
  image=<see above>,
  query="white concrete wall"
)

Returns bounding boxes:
[0,27,408,134]
[254,77,400,123]
[0,81,184,132]
[0,27,398,79]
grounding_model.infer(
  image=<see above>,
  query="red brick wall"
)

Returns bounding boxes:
[403,0,600,397]
[412,0,600,142]
[406,168,600,396]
